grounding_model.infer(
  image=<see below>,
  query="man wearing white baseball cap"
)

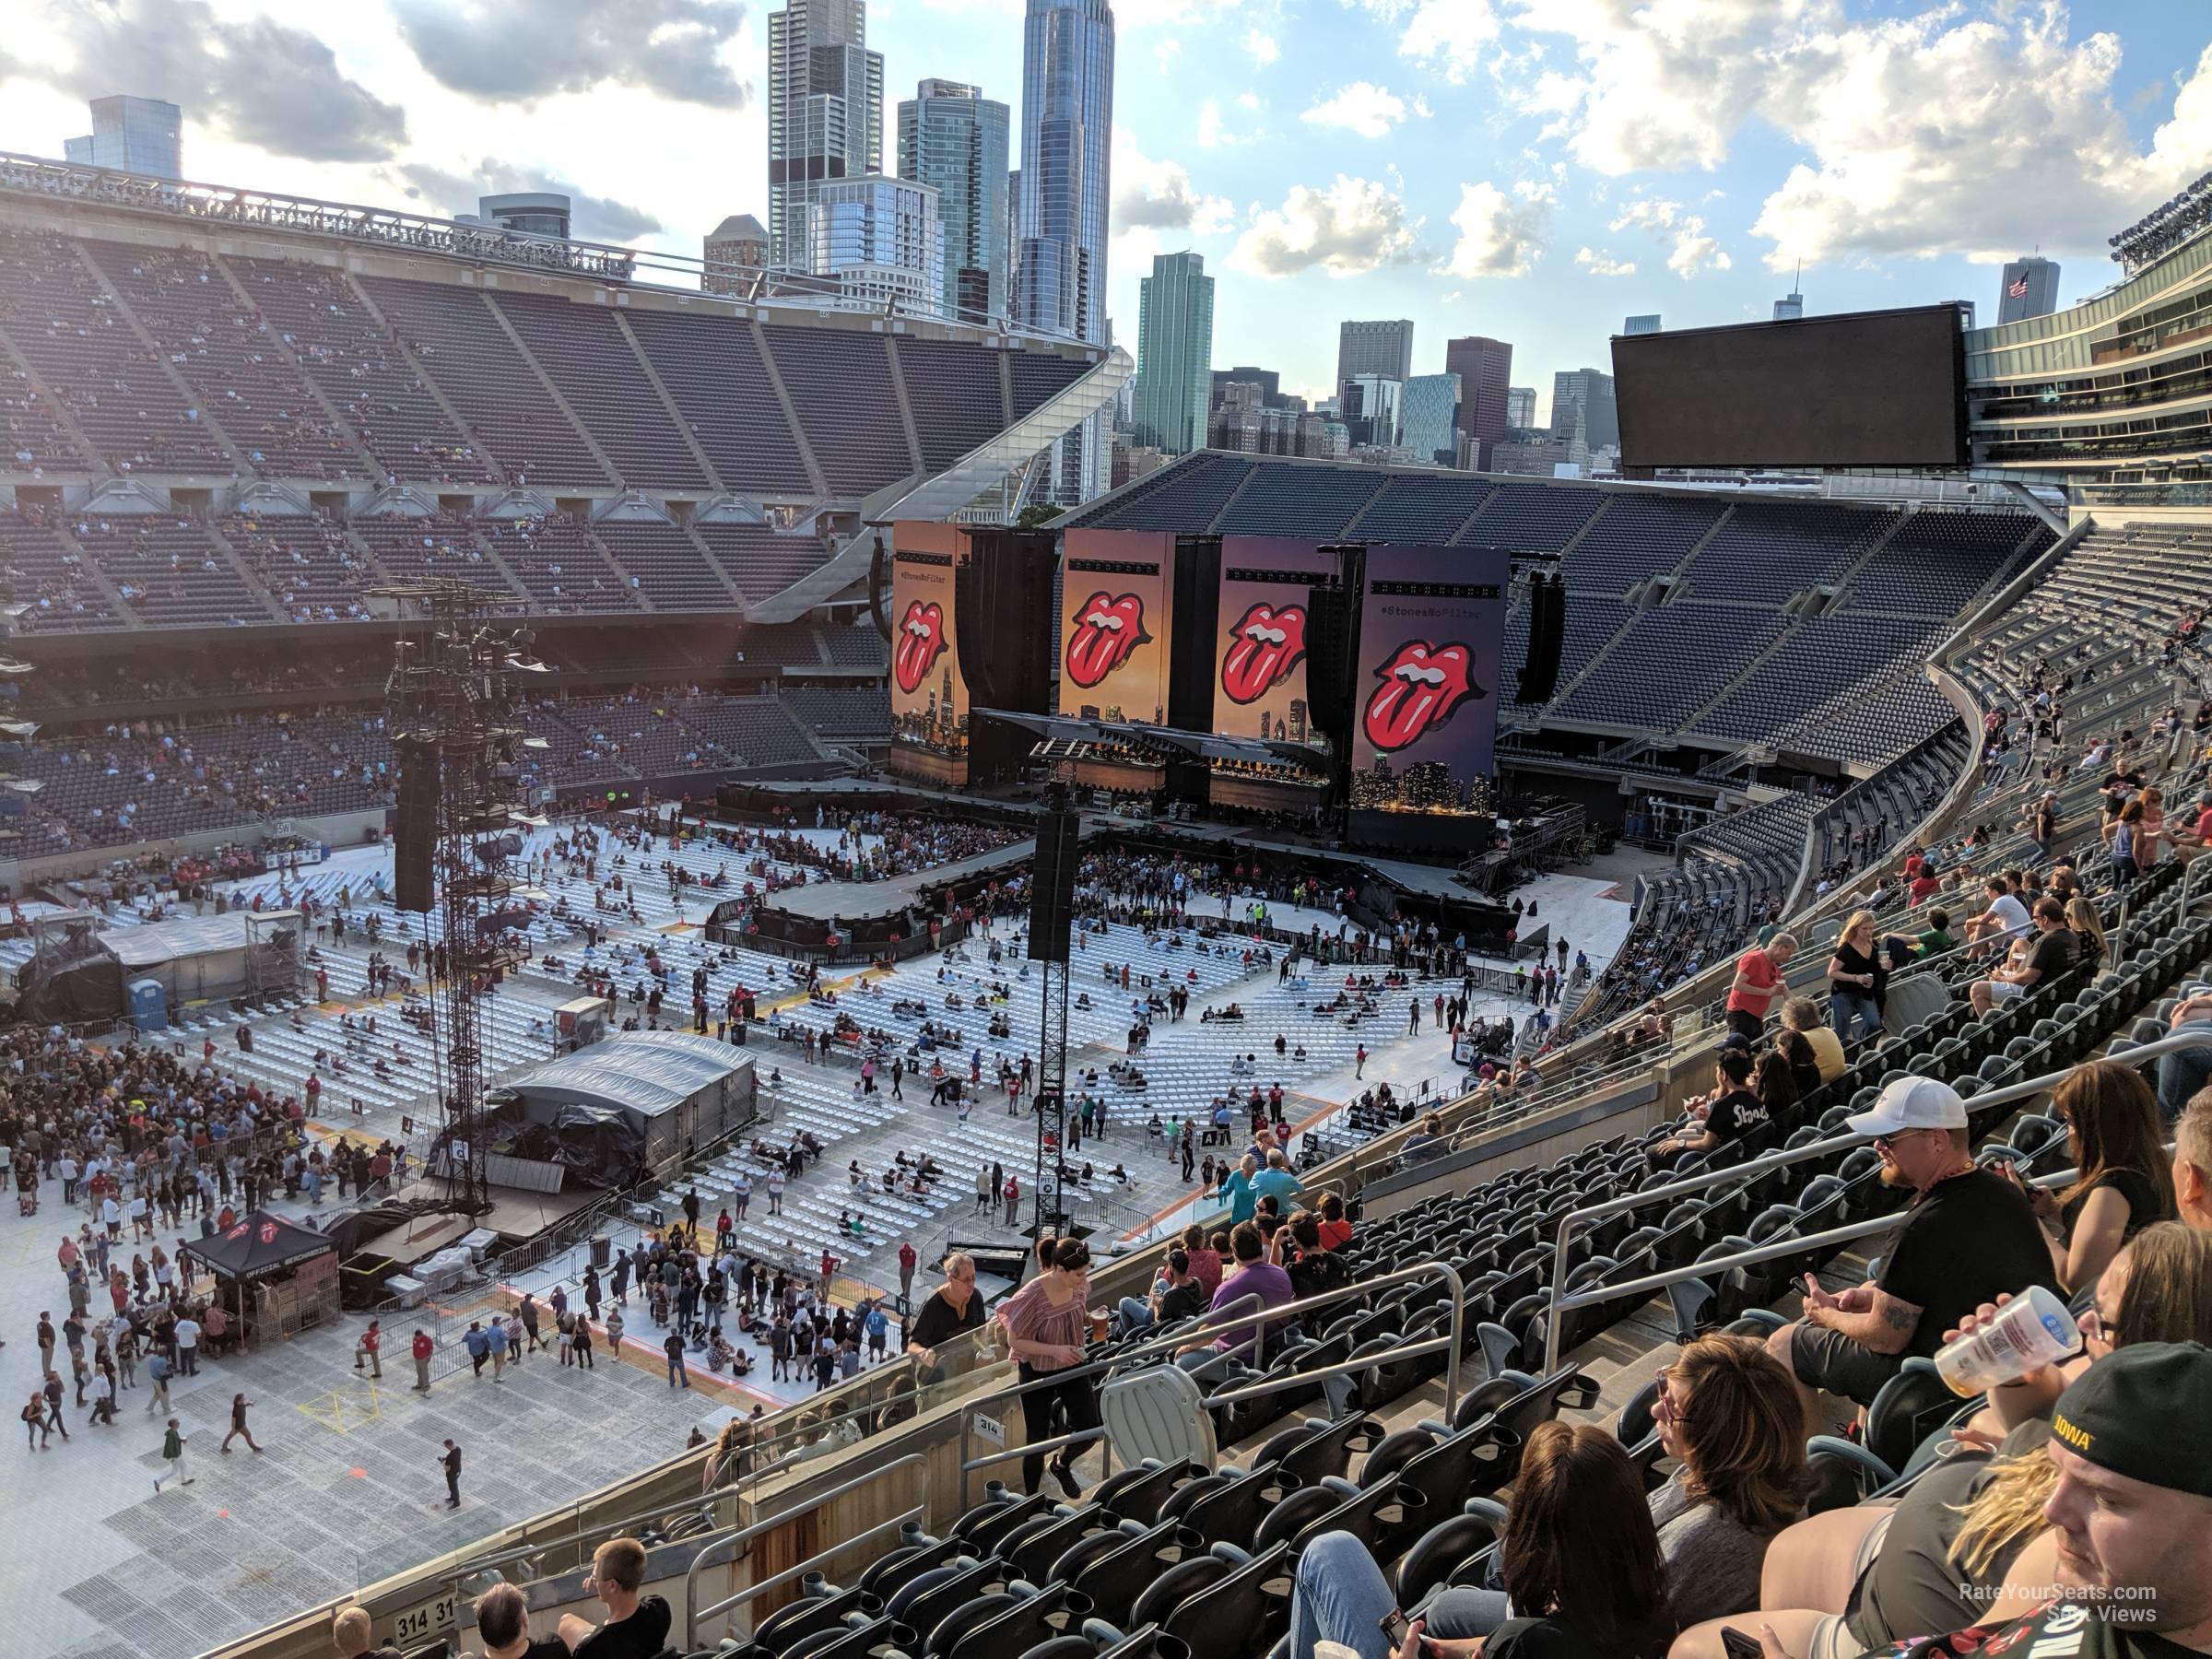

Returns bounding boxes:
[1763,1075,2058,1437]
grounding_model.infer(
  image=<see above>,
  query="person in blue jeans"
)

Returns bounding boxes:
[2157,990,2212,1122]
[1286,1423,1674,1659]
[1825,912,1885,1047]
[665,1327,690,1389]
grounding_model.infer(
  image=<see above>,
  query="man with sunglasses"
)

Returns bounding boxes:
[1764,1077,2058,1438]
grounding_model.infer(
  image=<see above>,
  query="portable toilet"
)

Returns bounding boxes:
[129,978,168,1034]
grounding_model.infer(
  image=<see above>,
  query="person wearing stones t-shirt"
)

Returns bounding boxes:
[1653,1050,1769,1163]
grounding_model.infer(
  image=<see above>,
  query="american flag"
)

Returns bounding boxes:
[2007,275,2031,299]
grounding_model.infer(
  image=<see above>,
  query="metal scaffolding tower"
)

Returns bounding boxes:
[382,580,546,1213]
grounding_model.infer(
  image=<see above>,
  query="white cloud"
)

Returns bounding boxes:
[1347,0,1502,84]
[1574,247,1637,276]
[1301,82,1412,139]
[1749,12,2212,269]
[1112,127,1233,236]
[1242,28,1280,65]
[1609,197,1731,276]
[1440,179,1552,279]
[1155,38,1182,71]
[1197,98,1260,147]
[1229,174,1425,277]
[1237,91,1263,112]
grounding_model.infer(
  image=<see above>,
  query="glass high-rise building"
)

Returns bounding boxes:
[1996,256,2060,324]
[1624,313,1662,335]
[1131,251,1213,454]
[768,0,884,270]
[1505,386,1536,430]
[898,79,1010,324]
[1551,368,1618,452]
[807,176,944,312]
[1400,372,1461,465]
[64,95,182,179]
[1016,0,1115,503]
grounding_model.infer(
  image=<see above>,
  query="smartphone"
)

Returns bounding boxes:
[1380,1609,1415,1651]
[1720,1627,1764,1659]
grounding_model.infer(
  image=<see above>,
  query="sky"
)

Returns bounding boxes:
[3,0,2211,422]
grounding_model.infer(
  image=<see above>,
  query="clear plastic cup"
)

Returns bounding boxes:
[1933,1283,2078,1396]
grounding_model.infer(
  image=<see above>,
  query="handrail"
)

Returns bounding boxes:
[1539,1025,2212,1371]
[682,1452,929,1648]
[952,1257,1466,1503]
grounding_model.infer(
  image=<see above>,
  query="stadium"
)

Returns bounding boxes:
[1,109,2210,1659]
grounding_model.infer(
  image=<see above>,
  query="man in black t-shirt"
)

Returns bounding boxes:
[1116,1250,1207,1334]
[559,1537,673,1659]
[1653,1049,1767,1162]
[906,1253,986,1374]
[1970,895,2079,1014]
[1764,1077,2057,1434]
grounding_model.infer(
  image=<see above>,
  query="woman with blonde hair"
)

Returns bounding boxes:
[2064,895,2106,965]
[1670,1224,2212,1659]
[1825,912,1885,1046]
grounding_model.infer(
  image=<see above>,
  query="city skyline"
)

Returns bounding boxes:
[3,5,2210,423]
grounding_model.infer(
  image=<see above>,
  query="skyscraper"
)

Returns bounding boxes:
[1132,251,1214,455]
[1624,313,1662,335]
[1550,368,1618,452]
[1016,0,1116,504]
[703,214,771,296]
[807,176,944,311]
[1444,336,1512,467]
[63,95,182,179]
[1400,372,1461,465]
[1505,386,1536,431]
[898,79,1010,323]
[1773,288,1804,321]
[1338,320,1415,388]
[1997,256,2060,324]
[768,0,884,270]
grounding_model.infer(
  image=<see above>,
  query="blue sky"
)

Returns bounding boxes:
[4,1,2210,418]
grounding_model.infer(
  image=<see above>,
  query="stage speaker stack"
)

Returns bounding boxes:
[1516,572,1566,705]
[1026,810,1079,965]
[394,735,439,913]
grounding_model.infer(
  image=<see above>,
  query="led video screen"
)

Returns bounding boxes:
[1059,529,1177,724]
[1214,537,1341,752]
[888,521,969,784]
[1612,303,1969,469]
[1348,544,1511,817]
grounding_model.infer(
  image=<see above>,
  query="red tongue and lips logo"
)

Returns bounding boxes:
[1065,591,1149,688]
[1220,602,1308,704]
[1362,641,1482,753]
[892,599,948,694]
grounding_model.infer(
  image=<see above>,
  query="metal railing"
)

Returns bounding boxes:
[951,1257,1466,1505]
[683,1453,929,1649]
[1539,1025,2212,1371]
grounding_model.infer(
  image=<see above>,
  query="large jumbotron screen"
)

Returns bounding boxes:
[1060,529,1177,724]
[1348,545,1510,819]
[888,521,970,784]
[1612,303,1970,469]
[1214,537,1341,752]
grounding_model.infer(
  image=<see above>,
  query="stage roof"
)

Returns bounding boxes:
[496,1030,748,1119]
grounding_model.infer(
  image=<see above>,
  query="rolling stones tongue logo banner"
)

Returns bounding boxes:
[1362,641,1479,751]
[1213,538,1341,749]
[892,598,948,695]
[1221,602,1307,704]
[1064,591,1150,688]
[1059,531,1176,721]
[1348,544,1510,814]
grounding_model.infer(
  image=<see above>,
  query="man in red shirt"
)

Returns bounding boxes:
[1724,935,1797,1041]
[411,1328,434,1393]
[898,1240,918,1310]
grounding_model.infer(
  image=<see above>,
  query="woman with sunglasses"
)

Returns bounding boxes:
[1671,1223,2212,1659]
